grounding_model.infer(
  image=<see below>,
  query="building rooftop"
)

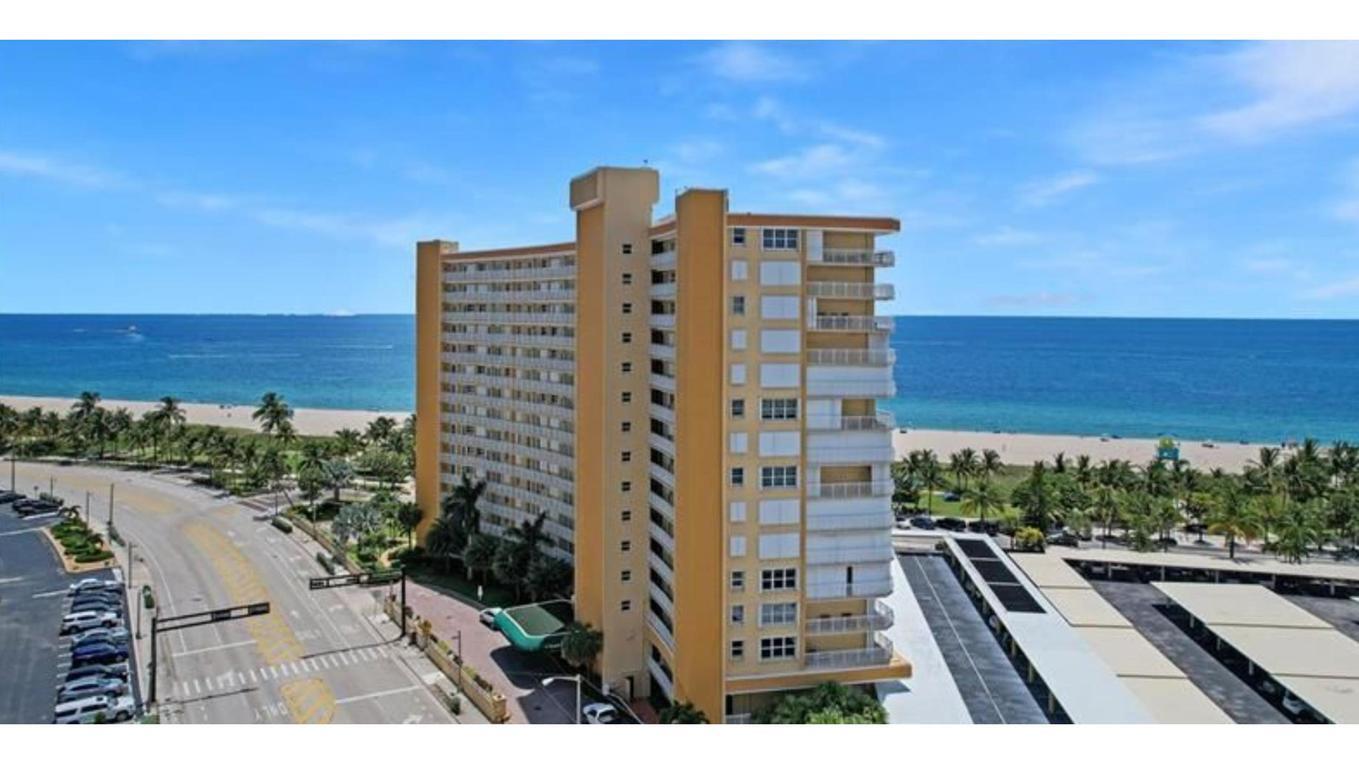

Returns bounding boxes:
[1054,547,1359,584]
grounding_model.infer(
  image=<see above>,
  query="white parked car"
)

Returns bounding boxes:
[72,627,130,646]
[53,693,136,724]
[58,676,127,703]
[582,702,619,724]
[68,578,120,594]
[60,611,120,634]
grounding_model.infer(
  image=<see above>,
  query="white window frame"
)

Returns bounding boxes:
[762,228,799,251]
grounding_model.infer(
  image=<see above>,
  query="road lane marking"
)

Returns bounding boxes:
[335,685,421,705]
[193,678,201,694]
[249,669,258,682]
[32,588,68,598]
[171,639,257,658]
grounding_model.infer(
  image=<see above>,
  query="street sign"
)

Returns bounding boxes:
[308,570,402,590]
[156,601,271,632]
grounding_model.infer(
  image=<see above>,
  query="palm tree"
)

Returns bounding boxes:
[948,448,979,493]
[397,503,423,549]
[252,392,294,438]
[333,428,364,459]
[1274,502,1322,564]
[71,391,102,422]
[962,480,1004,526]
[559,621,603,668]
[917,450,943,515]
[365,416,398,448]
[659,702,709,724]
[1093,484,1121,548]
[1208,480,1258,560]
[463,532,499,582]
[980,449,1003,484]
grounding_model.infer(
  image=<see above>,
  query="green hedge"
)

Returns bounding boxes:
[75,550,114,563]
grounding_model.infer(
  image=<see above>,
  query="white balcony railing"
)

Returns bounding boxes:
[724,713,753,725]
[445,264,576,282]
[806,412,895,432]
[806,348,896,367]
[650,313,676,329]
[651,250,678,270]
[806,601,895,635]
[805,544,895,566]
[805,282,895,300]
[805,634,895,669]
[650,281,677,299]
[819,249,895,267]
[808,315,893,333]
[805,510,894,532]
[805,579,893,600]
[809,481,894,499]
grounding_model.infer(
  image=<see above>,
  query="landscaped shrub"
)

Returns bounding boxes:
[75,550,114,564]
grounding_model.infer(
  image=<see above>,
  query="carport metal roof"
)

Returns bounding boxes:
[1055,547,1359,584]
[944,535,1154,723]
[1154,583,1359,723]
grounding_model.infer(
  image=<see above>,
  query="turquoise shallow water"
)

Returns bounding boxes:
[2,314,1357,443]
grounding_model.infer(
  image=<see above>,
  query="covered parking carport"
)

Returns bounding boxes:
[1154,582,1359,723]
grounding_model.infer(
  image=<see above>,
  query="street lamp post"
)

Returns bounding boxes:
[542,674,582,724]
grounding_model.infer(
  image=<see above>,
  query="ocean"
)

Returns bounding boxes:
[1,314,1357,443]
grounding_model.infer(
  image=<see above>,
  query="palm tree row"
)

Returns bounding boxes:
[421,473,573,603]
[890,439,1359,563]
[0,392,416,499]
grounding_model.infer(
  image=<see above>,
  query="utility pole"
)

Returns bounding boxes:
[125,541,135,592]
[8,452,14,491]
[49,475,55,495]
[452,630,463,691]
[84,490,90,526]
[108,483,115,532]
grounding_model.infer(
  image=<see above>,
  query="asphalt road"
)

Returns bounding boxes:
[899,553,1048,724]
[12,462,454,724]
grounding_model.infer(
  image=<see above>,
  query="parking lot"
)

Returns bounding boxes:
[0,493,140,723]
[1088,580,1287,723]
[899,553,1047,724]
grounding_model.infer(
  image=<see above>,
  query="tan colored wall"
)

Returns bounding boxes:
[572,167,659,698]
[415,239,455,542]
[672,188,728,721]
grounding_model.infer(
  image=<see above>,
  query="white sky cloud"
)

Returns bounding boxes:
[1019,170,1099,207]
[698,42,805,83]
[1302,275,1359,300]
[0,149,130,189]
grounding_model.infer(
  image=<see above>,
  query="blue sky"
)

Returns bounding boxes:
[2,40,1359,318]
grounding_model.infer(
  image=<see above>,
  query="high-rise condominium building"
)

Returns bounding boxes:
[415,166,910,723]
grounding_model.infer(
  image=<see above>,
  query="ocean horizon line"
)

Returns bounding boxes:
[3,311,1359,323]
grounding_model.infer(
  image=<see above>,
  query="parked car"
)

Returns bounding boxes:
[61,611,120,634]
[582,702,620,724]
[53,693,136,724]
[69,578,121,594]
[0,490,22,503]
[14,499,59,515]
[66,662,129,683]
[934,517,967,532]
[1046,529,1080,547]
[71,641,129,665]
[942,491,961,502]
[71,592,122,609]
[908,515,936,530]
[58,676,127,703]
[478,607,502,629]
[72,627,130,647]
[71,598,122,615]
[967,520,999,536]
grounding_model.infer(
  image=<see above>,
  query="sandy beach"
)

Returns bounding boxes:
[4,393,1275,472]
[894,428,1266,472]
[0,394,408,438]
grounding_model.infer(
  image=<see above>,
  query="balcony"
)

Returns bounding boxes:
[650,281,677,299]
[805,634,895,670]
[806,411,895,432]
[724,713,753,725]
[807,430,895,465]
[806,363,895,399]
[806,578,893,600]
[805,509,894,532]
[806,348,895,367]
[805,282,895,300]
[809,481,893,499]
[818,249,895,267]
[647,656,675,700]
[651,250,677,270]
[445,264,576,282]
[808,315,893,333]
[805,543,895,566]
[650,342,676,362]
[806,601,895,635]
[650,313,676,329]
[647,610,676,652]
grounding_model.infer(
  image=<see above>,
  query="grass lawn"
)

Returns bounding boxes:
[407,565,517,608]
